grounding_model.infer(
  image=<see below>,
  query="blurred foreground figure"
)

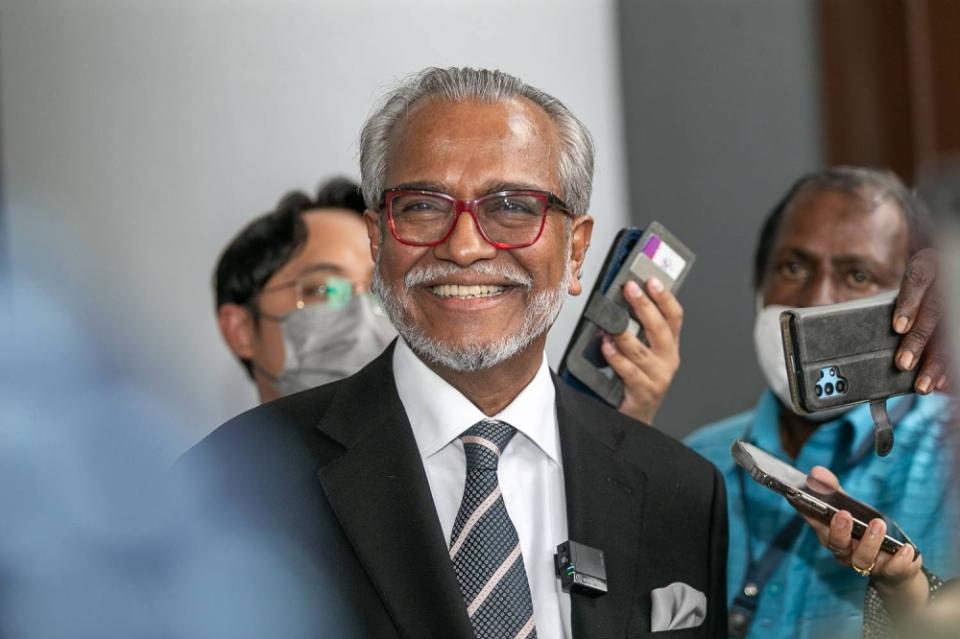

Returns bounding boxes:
[685,167,958,639]
[186,66,728,638]
[0,280,359,638]
[856,160,960,639]
[214,177,395,402]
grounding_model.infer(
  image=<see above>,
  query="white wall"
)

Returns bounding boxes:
[1,0,630,448]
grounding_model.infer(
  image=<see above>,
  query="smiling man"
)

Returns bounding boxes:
[185,67,727,638]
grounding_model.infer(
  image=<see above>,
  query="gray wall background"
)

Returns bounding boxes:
[617,0,824,438]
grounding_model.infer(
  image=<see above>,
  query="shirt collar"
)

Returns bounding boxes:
[750,389,913,465]
[392,338,560,463]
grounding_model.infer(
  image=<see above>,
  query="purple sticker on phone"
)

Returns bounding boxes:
[638,233,686,280]
[641,234,661,258]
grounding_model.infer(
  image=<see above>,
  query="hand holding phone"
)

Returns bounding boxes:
[732,441,930,611]
[599,279,683,423]
[798,466,929,611]
[560,223,695,411]
[731,440,915,555]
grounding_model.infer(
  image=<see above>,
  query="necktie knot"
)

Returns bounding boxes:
[461,419,517,473]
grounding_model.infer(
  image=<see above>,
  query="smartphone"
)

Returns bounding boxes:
[780,290,916,416]
[559,222,695,407]
[731,440,915,556]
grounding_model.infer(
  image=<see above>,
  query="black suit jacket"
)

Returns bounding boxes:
[183,344,727,638]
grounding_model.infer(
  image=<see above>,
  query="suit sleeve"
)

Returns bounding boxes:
[706,466,729,638]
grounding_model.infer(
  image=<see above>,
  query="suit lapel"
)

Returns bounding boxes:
[315,346,474,639]
[555,377,648,639]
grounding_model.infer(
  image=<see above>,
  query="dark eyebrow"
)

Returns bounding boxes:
[831,255,885,270]
[478,181,549,194]
[388,181,448,193]
[774,247,816,262]
[777,247,885,270]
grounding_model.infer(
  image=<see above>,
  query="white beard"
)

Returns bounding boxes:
[374,253,570,372]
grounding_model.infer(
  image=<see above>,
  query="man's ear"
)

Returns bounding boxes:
[217,303,256,359]
[567,215,594,296]
[365,209,383,263]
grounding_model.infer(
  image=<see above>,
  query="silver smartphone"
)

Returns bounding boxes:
[731,440,914,556]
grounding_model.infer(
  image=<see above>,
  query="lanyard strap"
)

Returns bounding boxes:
[728,514,805,638]
[728,395,917,638]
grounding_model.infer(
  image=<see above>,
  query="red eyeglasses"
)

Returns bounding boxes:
[379,188,572,249]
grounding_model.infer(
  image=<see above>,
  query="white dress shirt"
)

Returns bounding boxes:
[393,339,572,638]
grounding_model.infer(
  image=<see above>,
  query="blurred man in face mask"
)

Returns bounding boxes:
[215,178,397,403]
[685,167,958,639]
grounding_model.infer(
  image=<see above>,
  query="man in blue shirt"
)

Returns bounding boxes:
[685,166,958,639]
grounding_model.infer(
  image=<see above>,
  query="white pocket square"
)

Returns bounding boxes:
[650,581,707,632]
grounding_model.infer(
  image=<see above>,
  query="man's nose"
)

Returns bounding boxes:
[433,209,498,266]
[803,276,839,307]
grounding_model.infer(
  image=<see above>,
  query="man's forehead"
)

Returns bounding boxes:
[397,96,554,136]
[775,190,908,259]
[381,100,561,201]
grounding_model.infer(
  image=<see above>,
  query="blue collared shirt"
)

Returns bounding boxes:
[686,391,957,639]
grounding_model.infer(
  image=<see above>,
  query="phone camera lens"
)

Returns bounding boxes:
[836,380,847,393]
[819,370,825,379]
[829,368,836,377]
[815,385,823,397]
[824,382,834,395]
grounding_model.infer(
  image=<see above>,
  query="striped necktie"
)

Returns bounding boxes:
[449,419,537,639]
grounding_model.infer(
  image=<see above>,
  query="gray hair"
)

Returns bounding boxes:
[359,67,595,217]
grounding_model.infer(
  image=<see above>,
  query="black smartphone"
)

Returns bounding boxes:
[731,440,915,556]
[780,290,916,416]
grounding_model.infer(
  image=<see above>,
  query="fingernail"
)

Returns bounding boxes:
[894,315,910,334]
[936,375,948,390]
[836,514,850,530]
[917,375,932,394]
[624,280,642,298]
[648,277,664,294]
[602,338,616,355]
[897,351,915,371]
[868,520,884,537]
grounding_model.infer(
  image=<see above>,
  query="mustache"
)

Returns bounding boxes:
[402,262,533,290]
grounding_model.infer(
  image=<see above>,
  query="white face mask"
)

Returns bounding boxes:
[752,299,849,422]
[269,293,397,396]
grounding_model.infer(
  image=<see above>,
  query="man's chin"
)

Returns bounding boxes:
[401,329,537,373]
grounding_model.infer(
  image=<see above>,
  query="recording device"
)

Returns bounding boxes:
[780,290,917,455]
[560,223,696,407]
[554,540,608,597]
[731,440,916,556]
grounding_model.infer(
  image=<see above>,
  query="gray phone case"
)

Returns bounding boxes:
[780,290,916,415]
[563,222,694,407]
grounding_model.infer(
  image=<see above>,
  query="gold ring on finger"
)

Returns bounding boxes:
[851,561,875,577]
